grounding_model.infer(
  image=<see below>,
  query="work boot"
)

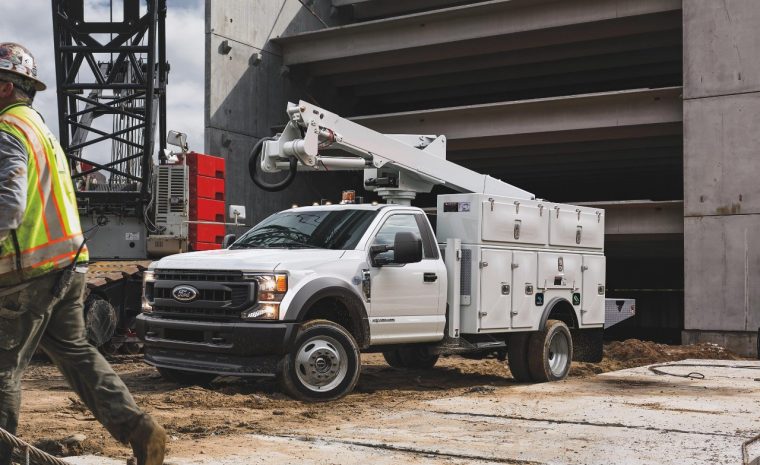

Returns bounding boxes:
[128,415,166,465]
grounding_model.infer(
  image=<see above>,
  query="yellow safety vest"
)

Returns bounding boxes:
[0,103,88,286]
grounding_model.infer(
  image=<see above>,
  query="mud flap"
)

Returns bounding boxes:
[571,328,603,363]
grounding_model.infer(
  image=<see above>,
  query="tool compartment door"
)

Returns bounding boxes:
[481,200,548,245]
[581,255,606,325]
[511,251,537,329]
[549,204,604,249]
[538,252,582,290]
[479,249,512,330]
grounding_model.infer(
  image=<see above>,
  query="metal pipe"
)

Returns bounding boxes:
[316,157,368,169]
[274,157,367,171]
[157,0,168,163]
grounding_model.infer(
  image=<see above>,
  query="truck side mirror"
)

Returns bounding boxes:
[369,244,392,267]
[393,231,422,264]
[222,234,236,249]
[369,232,423,266]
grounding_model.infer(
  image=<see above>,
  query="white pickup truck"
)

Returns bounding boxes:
[136,102,606,401]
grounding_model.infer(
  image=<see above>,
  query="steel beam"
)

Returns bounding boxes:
[333,0,477,20]
[351,87,683,151]
[277,0,682,69]
[327,30,682,85]
[351,47,681,98]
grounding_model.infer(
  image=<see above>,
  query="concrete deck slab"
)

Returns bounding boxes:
[66,359,760,465]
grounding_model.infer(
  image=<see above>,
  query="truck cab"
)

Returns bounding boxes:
[138,203,448,399]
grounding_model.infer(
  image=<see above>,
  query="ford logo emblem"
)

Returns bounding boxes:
[172,285,199,302]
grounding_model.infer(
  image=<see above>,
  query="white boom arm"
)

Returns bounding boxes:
[258,101,534,203]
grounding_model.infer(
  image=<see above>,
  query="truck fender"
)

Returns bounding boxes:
[286,277,370,348]
[539,297,602,362]
[538,297,579,330]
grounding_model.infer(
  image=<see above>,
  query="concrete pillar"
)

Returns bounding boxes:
[205,0,361,228]
[683,0,760,356]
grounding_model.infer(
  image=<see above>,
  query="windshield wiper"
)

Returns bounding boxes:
[229,243,264,249]
[277,242,321,249]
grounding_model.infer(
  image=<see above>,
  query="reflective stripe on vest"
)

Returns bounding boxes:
[0,104,88,286]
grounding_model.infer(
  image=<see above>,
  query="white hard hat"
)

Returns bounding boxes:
[0,42,46,92]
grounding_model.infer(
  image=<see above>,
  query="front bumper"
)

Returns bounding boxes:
[135,313,299,377]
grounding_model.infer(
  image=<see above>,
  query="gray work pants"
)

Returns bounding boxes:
[0,271,144,465]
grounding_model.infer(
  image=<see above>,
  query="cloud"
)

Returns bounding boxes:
[1,0,204,156]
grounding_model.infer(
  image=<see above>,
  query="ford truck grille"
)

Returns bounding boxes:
[156,269,243,282]
[152,305,245,319]
[150,269,254,321]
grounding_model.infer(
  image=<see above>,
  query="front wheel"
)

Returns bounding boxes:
[527,320,573,382]
[279,320,361,402]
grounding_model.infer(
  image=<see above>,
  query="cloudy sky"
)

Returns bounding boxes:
[2,0,205,151]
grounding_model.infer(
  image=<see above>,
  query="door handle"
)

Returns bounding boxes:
[423,272,438,283]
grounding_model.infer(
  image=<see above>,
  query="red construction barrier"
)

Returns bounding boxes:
[186,152,226,250]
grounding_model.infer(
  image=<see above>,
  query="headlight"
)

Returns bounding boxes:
[141,270,156,312]
[241,274,288,320]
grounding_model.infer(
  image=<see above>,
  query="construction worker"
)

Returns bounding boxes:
[0,43,166,465]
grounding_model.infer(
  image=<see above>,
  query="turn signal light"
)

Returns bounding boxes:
[276,274,288,293]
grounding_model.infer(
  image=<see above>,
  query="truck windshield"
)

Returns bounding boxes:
[230,209,378,250]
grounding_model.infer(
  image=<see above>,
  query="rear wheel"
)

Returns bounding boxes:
[507,333,533,382]
[157,367,217,386]
[279,320,361,402]
[398,346,439,369]
[383,347,439,369]
[527,320,573,382]
[382,349,405,368]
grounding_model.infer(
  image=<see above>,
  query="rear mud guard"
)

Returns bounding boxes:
[571,328,603,363]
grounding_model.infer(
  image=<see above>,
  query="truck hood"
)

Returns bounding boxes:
[153,248,347,272]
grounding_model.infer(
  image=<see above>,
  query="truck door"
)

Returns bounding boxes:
[479,249,512,330]
[511,251,537,329]
[369,213,445,343]
[581,255,606,325]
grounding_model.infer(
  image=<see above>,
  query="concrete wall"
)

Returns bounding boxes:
[683,0,760,356]
[206,1,760,355]
[205,0,362,228]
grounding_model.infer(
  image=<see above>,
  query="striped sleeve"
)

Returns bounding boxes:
[0,130,28,242]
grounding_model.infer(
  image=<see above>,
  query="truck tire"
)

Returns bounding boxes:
[383,347,439,369]
[382,349,405,368]
[279,319,361,402]
[398,347,439,369]
[157,367,217,386]
[507,333,533,382]
[527,320,573,382]
[83,295,117,348]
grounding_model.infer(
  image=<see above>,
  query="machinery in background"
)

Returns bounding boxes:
[52,0,168,260]
[51,0,226,351]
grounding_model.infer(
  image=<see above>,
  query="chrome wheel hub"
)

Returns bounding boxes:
[295,335,348,392]
[547,331,570,377]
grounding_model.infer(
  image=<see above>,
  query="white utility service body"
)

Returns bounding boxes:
[137,101,606,401]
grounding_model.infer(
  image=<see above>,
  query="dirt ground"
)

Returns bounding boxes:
[14,339,744,462]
